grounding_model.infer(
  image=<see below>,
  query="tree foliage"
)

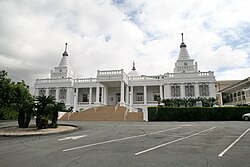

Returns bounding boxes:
[0,70,35,127]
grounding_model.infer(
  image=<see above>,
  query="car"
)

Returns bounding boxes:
[242,113,250,121]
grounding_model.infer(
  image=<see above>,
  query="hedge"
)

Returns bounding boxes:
[148,107,250,121]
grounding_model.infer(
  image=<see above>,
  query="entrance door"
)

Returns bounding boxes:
[116,93,121,104]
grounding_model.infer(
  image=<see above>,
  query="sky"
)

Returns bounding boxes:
[1,0,250,90]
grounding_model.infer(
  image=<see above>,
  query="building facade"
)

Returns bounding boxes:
[34,34,216,120]
[217,77,250,106]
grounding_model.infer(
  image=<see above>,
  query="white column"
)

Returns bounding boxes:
[45,88,49,96]
[120,81,125,106]
[75,88,78,105]
[66,87,72,106]
[219,92,223,106]
[103,86,107,105]
[34,89,39,97]
[164,84,171,99]
[195,83,200,97]
[89,87,92,105]
[56,88,59,102]
[101,87,104,104]
[180,84,185,98]
[144,86,147,105]
[126,85,129,104]
[160,85,163,100]
[95,84,100,104]
[209,83,216,97]
[129,92,132,112]
[130,86,134,105]
[73,88,78,112]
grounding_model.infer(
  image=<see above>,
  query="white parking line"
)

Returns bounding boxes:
[135,127,216,156]
[63,127,181,152]
[218,127,250,157]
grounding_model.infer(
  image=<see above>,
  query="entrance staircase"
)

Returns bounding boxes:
[60,106,143,121]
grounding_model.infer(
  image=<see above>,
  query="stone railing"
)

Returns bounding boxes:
[74,78,97,83]
[97,69,123,76]
[97,69,129,83]
[35,78,74,83]
[129,75,164,81]
[164,71,214,78]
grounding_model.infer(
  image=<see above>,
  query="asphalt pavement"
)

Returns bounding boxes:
[0,120,249,167]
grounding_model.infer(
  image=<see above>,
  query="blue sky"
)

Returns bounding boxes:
[0,0,250,90]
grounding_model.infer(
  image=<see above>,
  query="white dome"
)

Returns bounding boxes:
[128,61,140,76]
[128,70,140,76]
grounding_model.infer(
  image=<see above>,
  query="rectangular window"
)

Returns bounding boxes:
[171,84,180,97]
[82,94,89,102]
[154,93,160,101]
[185,84,194,97]
[136,93,143,101]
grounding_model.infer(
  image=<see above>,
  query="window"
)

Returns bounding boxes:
[199,83,209,97]
[39,89,45,96]
[154,93,160,102]
[136,93,143,101]
[59,88,66,101]
[49,89,56,97]
[82,94,89,102]
[171,84,180,97]
[185,83,194,97]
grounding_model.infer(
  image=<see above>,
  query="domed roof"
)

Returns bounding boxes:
[59,43,70,67]
[178,33,191,60]
[128,61,140,76]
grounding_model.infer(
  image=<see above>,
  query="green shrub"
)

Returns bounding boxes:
[148,107,250,121]
[0,107,18,120]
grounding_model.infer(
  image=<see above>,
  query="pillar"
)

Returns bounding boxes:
[160,85,163,100]
[209,82,216,97]
[164,84,170,99]
[56,88,59,102]
[73,88,78,111]
[126,85,129,104]
[45,88,49,96]
[144,86,147,105]
[180,83,185,98]
[89,87,92,105]
[195,83,199,98]
[120,81,125,106]
[95,84,100,104]
[130,86,134,105]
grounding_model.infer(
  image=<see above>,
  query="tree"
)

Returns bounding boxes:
[0,70,34,127]
[14,81,34,128]
[35,95,56,129]
[35,95,67,129]
[0,70,15,108]
[49,102,66,128]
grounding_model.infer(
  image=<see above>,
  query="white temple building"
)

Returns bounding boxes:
[34,34,216,120]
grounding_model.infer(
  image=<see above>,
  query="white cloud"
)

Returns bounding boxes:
[0,0,250,90]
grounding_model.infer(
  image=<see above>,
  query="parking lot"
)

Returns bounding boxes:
[0,121,250,167]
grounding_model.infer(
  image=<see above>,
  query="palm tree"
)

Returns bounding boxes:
[35,95,55,129]
[49,102,66,128]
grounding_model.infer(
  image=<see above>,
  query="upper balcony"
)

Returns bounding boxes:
[97,69,129,84]
[164,71,214,78]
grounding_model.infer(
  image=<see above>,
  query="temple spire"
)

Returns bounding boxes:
[180,33,187,48]
[65,43,67,52]
[62,43,68,56]
[132,61,136,71]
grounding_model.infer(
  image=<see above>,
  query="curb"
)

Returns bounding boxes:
[0,124,80,137]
